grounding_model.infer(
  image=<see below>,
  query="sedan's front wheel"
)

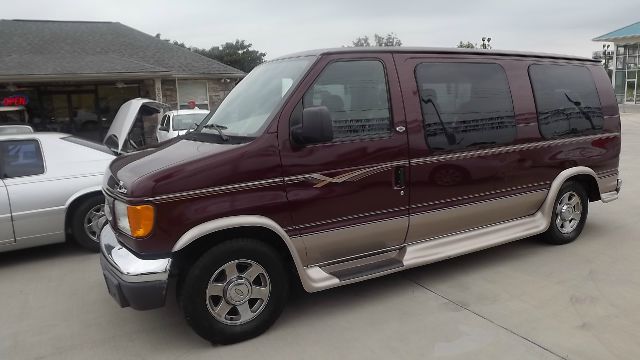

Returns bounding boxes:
[70,195,105,252]
[181,238,289,344]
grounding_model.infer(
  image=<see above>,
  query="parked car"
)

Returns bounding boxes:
[0,98,166,253]
[0,133,114,252]
[0,106,29,124]
[0,125,34,135]
[103,98,166,154]
[98,48,621,344]
[156,109,210,142]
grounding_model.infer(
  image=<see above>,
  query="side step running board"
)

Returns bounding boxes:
[326,258,404,282]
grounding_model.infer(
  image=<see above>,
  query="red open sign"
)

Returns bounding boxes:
[1,95,29,107]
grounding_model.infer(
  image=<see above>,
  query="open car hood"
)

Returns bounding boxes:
[103,98,169,153]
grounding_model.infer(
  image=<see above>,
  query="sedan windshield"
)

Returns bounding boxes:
[196,57,315,138]
[173,113,209,131]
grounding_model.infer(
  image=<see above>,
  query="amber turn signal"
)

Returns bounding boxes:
[126,204,155,238]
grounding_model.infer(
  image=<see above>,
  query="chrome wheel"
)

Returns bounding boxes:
[206,259,271,325]
[83,204,106,242]
[555,191,582,234]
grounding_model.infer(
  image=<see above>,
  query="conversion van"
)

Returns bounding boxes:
[99,48,621,344]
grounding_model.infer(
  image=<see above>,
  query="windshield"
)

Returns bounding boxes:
[196,57,315,137]
[173,113,209,131]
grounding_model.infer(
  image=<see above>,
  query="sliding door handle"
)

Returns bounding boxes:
[393,166,406,190]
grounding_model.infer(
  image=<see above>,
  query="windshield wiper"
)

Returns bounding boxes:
[202,123,229,141]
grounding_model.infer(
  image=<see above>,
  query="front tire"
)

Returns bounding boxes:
[541,181,588,245]
[181,238,289,344]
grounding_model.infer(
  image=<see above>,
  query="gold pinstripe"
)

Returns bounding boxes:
[138,133,619,203]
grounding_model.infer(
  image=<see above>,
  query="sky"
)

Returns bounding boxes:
[3,0,639,59]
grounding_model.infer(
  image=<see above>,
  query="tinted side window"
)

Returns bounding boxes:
[1,140,45,178]
[529,64,604,139]
[303,60,391,141]
[416,63,516,152]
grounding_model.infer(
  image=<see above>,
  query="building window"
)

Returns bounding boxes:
[97,84,140,124]
[415,62,516,152]
[177,80,209,110]
[302,60,392,141]
[529,64,604,139]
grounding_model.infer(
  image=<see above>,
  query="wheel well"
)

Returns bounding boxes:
[567,174,601,202]
[64,192,104,234]
[172,226,300,287]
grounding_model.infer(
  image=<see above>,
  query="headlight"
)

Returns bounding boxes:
[114,200,155,238]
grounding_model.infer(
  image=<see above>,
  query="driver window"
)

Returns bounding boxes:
[302,60,391,142]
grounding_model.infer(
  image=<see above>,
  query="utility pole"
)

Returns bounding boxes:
[601,44,614,79]
[481,37,492,50]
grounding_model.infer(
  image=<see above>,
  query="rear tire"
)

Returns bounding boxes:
[181,238,289,344]
[70,195,105,252]
[541,181,588,245]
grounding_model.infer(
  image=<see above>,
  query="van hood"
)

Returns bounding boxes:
[107,137,247,198]
[104,98,169,153]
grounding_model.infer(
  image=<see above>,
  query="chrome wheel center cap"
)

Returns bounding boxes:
[560,205,573,221]
[225,279,252,305]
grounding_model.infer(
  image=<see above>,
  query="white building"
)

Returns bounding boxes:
[594,21,640,105]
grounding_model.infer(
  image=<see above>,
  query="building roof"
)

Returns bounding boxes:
[275,47,598,63]
[593,21,640,42]
[0,19,244,81]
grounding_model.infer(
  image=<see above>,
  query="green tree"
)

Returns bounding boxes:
[352,36,372,47]
[155,34,266,72]
[352,33,402,47]
[456,41,476,49]
[194,40,266,73]
[457,37,492,49]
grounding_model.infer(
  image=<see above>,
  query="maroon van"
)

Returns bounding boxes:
[99,47,622,344]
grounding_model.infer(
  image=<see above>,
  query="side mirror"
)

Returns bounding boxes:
[291,106,334,146]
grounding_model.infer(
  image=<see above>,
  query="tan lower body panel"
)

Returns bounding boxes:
[406,190,548,243]
[298,216,408,266]
[296,166,618,292]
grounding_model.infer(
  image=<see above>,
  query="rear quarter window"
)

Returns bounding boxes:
[528,64,604,139]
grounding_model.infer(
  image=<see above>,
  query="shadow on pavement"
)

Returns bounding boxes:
[0,241,94,269]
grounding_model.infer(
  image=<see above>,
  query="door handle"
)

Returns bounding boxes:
[393,166,406,190]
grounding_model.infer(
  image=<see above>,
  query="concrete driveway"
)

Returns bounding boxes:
[1,114,638,360]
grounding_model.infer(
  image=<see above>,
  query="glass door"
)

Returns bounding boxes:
[626,79,637,104]
[70,92,99,141]
[49,94,71,132]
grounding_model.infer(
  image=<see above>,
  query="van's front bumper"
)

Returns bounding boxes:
[99,225,172,310]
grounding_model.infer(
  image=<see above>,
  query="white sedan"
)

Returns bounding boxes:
[156,109,209,142]
[0,133,114,252]
[0,98,168,253]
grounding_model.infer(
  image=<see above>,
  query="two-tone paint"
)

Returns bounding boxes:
[101,48,621,295]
